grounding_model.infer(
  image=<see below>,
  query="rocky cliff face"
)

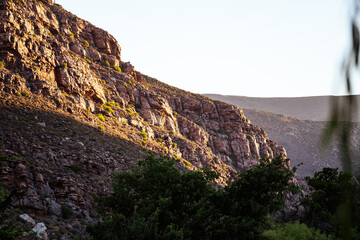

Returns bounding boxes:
[0,0,287,238]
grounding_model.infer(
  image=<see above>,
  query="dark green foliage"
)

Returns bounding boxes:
[103,61,110,67]
[262,222,334,240]
[61,205,74,219]
[88,153,218,239]
[70,163,83,173]
[302,167,360,239]
[20,92,29,98]
[87,153,298,240]
[215,156,299,239]
[0,153,8,163]
[0,182,22,239]
[83,40,89,47]
[134,103,142,109]
[112,66,122,72]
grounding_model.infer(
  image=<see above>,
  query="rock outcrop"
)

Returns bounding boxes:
[0,0,288,238]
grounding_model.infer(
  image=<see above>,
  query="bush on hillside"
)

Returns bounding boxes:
[262,222,334,240]
[301,167,360,239]
[87,153,299,240]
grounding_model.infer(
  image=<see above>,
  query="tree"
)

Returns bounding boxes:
[87,153,299,240]
[216,156,299,240]
[87,152,219,240]
[301,167,360,239]
[262,222,334,240]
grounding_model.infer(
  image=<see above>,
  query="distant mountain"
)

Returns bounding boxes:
[242,108,360,177]
[204,94,360,176]
[204,94,360,122]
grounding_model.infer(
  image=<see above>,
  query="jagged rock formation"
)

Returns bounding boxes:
[0,0,288,238]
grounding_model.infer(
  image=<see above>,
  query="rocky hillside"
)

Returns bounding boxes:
[0,0,289,238]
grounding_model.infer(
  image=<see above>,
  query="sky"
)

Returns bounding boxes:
[57,0,357,97]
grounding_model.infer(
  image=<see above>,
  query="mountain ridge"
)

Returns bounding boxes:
[204,93,360,122]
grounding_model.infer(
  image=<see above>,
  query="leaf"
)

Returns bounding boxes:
[352,21,360,65]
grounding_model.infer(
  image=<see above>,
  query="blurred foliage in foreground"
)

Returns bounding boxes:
[321,1,360,239]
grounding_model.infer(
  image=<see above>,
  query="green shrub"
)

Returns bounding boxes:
[97,114,105,122]
[262,222,334,240]
[70,163,83,173]
[126,108,133,115]
[0,181,22,239]
[103,60,110,67]
[139,130,148,142]
[98,126,104,131]
[48,30,55,39]
[184,160,192,167]
[61,205,74,219]
[21,92,29,98]
[0,153,8,163]
[301,167,360,238]
[113,65,122,72]
[0,61,4,68]
[102,104,114,114]
[83,40,89,47]
[106,102,119,108]
[87,153,219,240]
[68,32,75,38]
[86,58,91,64]
[61,63,67,68]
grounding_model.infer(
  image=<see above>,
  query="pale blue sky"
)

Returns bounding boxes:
[57,0,356,97]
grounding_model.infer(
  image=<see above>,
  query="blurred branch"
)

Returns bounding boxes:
[320,2,360,239]
[322,0,359,173]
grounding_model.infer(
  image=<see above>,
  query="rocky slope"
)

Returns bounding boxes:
[0,0,288,238]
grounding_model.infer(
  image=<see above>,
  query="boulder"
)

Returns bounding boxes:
[32,222,48,239]
[19,213,36,225]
